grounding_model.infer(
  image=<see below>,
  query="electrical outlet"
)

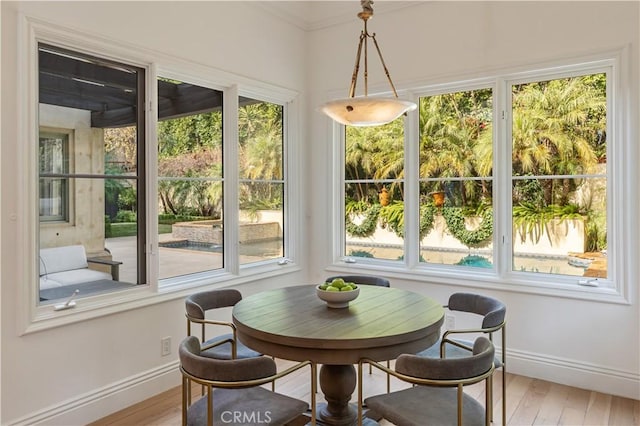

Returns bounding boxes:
[161,336,171,356]
[445,314,455,330]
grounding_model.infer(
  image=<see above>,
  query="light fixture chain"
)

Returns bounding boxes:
[363,20,369,97]
[370,34,399,98]
[348,32,366,98]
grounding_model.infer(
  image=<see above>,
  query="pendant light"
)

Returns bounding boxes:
[319,0,417,127]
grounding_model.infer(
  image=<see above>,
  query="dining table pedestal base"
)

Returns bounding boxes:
[318,364,357,425]
[315,364,381,426]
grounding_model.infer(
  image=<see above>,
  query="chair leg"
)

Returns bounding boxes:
[486,375,492,426]
[368,360,390,392]
[310,363,317,425]
[182,376,188,426]
[501,366,506,425]
[457,384,463,426]
[502,327,507,426]
[357,362,364,426]
[272,356,276,391]
[488,370,494,422]
[386,360,390,393]
[206,386,213,426]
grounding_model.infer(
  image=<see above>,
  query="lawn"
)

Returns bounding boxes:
[107,223,172,238]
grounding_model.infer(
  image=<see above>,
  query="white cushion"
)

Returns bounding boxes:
[40,245,88,275]
[39,276,63,290]
[46,269,112,286]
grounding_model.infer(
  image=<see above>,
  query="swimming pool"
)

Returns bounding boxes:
[345,244,588,276]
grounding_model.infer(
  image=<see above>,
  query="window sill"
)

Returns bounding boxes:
[22,262,301,335]
[326,262,629,306]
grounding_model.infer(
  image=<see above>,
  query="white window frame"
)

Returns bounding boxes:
[17,16,301,334]
[330,49,633,305]
[38,128,71,222]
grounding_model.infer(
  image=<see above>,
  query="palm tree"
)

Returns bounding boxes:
[419,90,492,206]
[239,102,283,206]
[511,76,604,204]
[345,119,404,202]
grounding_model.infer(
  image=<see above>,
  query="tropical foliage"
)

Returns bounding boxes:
[153,101,283,218]
[344,74,607,250]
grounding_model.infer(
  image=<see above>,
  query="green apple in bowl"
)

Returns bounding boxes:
[316,282,360,308]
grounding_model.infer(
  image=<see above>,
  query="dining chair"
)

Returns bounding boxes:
[185,289,262,360]
[326,274,392,392]
[358,336,495,426]
[415,292,506,425]
[179,335,317,426]
[325,275,390,288]
[185,289,269,396]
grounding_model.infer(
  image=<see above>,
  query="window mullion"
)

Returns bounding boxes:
[495,78,512,278]
[334,123,347,262]
[146,63,159,288]
[224,85,240,274]
[403,101,419,269]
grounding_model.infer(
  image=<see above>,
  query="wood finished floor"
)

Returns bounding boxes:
[90,359,639,426]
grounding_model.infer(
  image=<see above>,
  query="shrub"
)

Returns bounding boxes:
[114,210,137,223]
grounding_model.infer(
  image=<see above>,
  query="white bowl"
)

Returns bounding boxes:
[316,284,360,308]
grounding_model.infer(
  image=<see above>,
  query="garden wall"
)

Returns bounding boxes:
[347,214,586,256]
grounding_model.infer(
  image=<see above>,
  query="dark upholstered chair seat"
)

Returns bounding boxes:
[365,386,487,426]
[201,333,262,360]
[416,338,503,368]
[186,387,308,426]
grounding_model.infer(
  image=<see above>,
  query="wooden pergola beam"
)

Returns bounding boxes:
[38,46,260,128]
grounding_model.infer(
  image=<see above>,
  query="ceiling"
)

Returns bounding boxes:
[252,1,424,31]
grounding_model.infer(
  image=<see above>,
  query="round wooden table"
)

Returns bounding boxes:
[232,284,444,425]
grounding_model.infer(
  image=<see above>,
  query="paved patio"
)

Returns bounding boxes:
[105,234,279,284]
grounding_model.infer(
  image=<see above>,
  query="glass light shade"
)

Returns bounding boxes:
[320,96,417,127]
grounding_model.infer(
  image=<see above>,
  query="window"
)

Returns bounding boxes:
[344,119,405,261]
[37,44,145,305]
[156,77,224,280]
[335,56,621,297]
[39,130,70,222]
[26,23,298,323]
[238,98,285,265]
[418,88,494,268]
[509,73,607,277]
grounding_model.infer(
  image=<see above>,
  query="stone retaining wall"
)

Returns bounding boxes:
[172,220,281,244]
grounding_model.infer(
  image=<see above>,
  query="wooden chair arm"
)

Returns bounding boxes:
[87,257,122,281]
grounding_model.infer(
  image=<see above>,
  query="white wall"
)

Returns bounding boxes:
[1,1,638,425]
[1,2,309,424]
[307,0,640,400]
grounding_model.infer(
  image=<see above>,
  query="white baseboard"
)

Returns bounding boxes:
[507,347,640,400]
[7,361,180,426]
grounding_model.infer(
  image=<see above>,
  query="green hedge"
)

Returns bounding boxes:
[157,214,217,225]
